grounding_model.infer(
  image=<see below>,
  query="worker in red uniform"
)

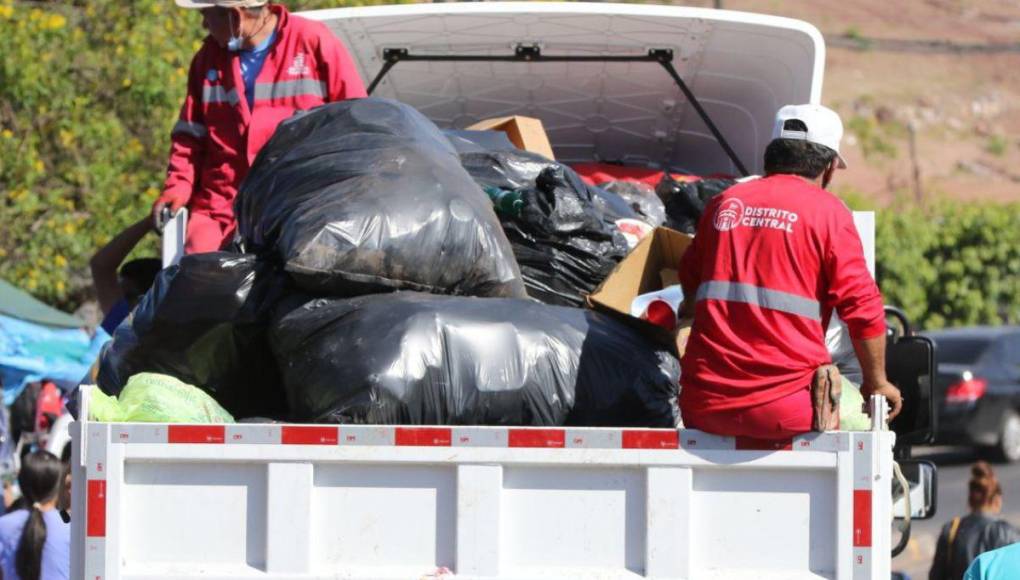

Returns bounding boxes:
[678,104,903,440]
[153,0,367,253]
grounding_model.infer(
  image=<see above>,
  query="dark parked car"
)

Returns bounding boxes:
[924,326,1020,462]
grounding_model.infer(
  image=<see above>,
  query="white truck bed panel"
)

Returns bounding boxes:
[72,409,894,580]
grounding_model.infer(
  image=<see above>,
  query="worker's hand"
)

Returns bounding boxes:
[861,379,903,421]
[151,193,188,232]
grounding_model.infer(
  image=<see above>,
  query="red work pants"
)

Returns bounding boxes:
[684,386,813,440]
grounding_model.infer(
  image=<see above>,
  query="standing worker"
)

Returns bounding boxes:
[677,104,902,440]
[153,0,367,253]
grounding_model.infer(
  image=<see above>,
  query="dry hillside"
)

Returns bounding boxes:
[697,0,1020,204]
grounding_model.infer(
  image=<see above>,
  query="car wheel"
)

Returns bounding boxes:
[992,409,1020,463]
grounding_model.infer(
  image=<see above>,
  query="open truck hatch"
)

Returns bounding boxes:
[304,1,824,176]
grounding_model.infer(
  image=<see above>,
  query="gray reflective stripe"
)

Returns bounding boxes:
[696,281,821,321]
[253,79,326,101]
[171,120,207,139]
[202,85,239,105]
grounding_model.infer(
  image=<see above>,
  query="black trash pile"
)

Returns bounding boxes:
[657,176,737,234]
[460,149,632,308]
[97,98,680,427]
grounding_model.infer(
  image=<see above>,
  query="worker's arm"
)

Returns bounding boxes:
[823,207,901,419]
[316,25,367,100]
[154,51,208,227]
[678,196,723,316]
[851,333,902,420]
[90,217,153,316]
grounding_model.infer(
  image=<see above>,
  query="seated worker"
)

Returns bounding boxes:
[90,217,162,334]
[677,104,902,439]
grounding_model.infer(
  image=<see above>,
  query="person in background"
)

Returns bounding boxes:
[677,104,902,440]
[153,0,367,253]
[89,217,162,334]
[0,451,69,580]
[929,461,1020,580]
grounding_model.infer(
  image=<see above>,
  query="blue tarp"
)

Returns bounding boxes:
[0,314,109,404]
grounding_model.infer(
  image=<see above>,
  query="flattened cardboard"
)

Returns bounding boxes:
[467,115,556,160]
[587,227,693,351]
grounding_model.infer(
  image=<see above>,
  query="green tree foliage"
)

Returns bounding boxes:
[876,201,1020,329]
[0,0,404,309]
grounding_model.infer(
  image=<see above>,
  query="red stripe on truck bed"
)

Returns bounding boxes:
[735,436,793,451]
[853,489,872,547]
[168,425,225,444]
[281,426,339,445]
[395,427,453,447]
[509,429,566,448]
[87,480,106,537]
[622,430,679,449]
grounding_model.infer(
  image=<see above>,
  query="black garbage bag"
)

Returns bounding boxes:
[461,151,631,307]
[658,176,737,234]
[599,181,666,226]
[235,98,525,299]
[270,292,680,427]
[97,253,288,419]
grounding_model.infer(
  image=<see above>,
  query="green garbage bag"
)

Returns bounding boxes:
[839,377,871,431]
[89,373,235,423]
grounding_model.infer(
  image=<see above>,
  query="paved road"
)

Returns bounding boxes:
[892,447,1020,579]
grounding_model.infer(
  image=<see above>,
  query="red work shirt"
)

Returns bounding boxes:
[161,5,367,222]
[678,174,885,417]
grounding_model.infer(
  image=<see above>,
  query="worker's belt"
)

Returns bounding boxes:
[696,281,821,321]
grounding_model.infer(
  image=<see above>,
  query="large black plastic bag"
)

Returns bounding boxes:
[461,151,631,307]
[235,98,526,299]
[97,253,287,419]
[658,176,737,234]
[270,292,680,427]
[600,181,666,226]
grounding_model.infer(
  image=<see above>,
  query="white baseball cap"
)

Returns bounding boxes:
[773,104,848,169]
[175,0,267,8]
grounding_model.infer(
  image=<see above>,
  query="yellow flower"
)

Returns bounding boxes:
[56,280,66,294]
[0,6,13,19]
[122,78,132,88]
[145,186,160,198]
[152,3,162,15]
[1,129,12,139]
[26,278,37,291]
[63,222,76,235]
[33,159,44,172]
[59,129,74,147]
[115,45,124,56]
[54,255,67,268]
[45,13,65,30]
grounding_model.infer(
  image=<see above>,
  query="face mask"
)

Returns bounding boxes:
[226,10,243,52]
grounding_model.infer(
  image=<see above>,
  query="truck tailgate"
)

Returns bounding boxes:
[72,408,893,579]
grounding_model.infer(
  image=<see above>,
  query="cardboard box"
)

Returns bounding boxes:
[467,116,556,160]
[587,227,694,353]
